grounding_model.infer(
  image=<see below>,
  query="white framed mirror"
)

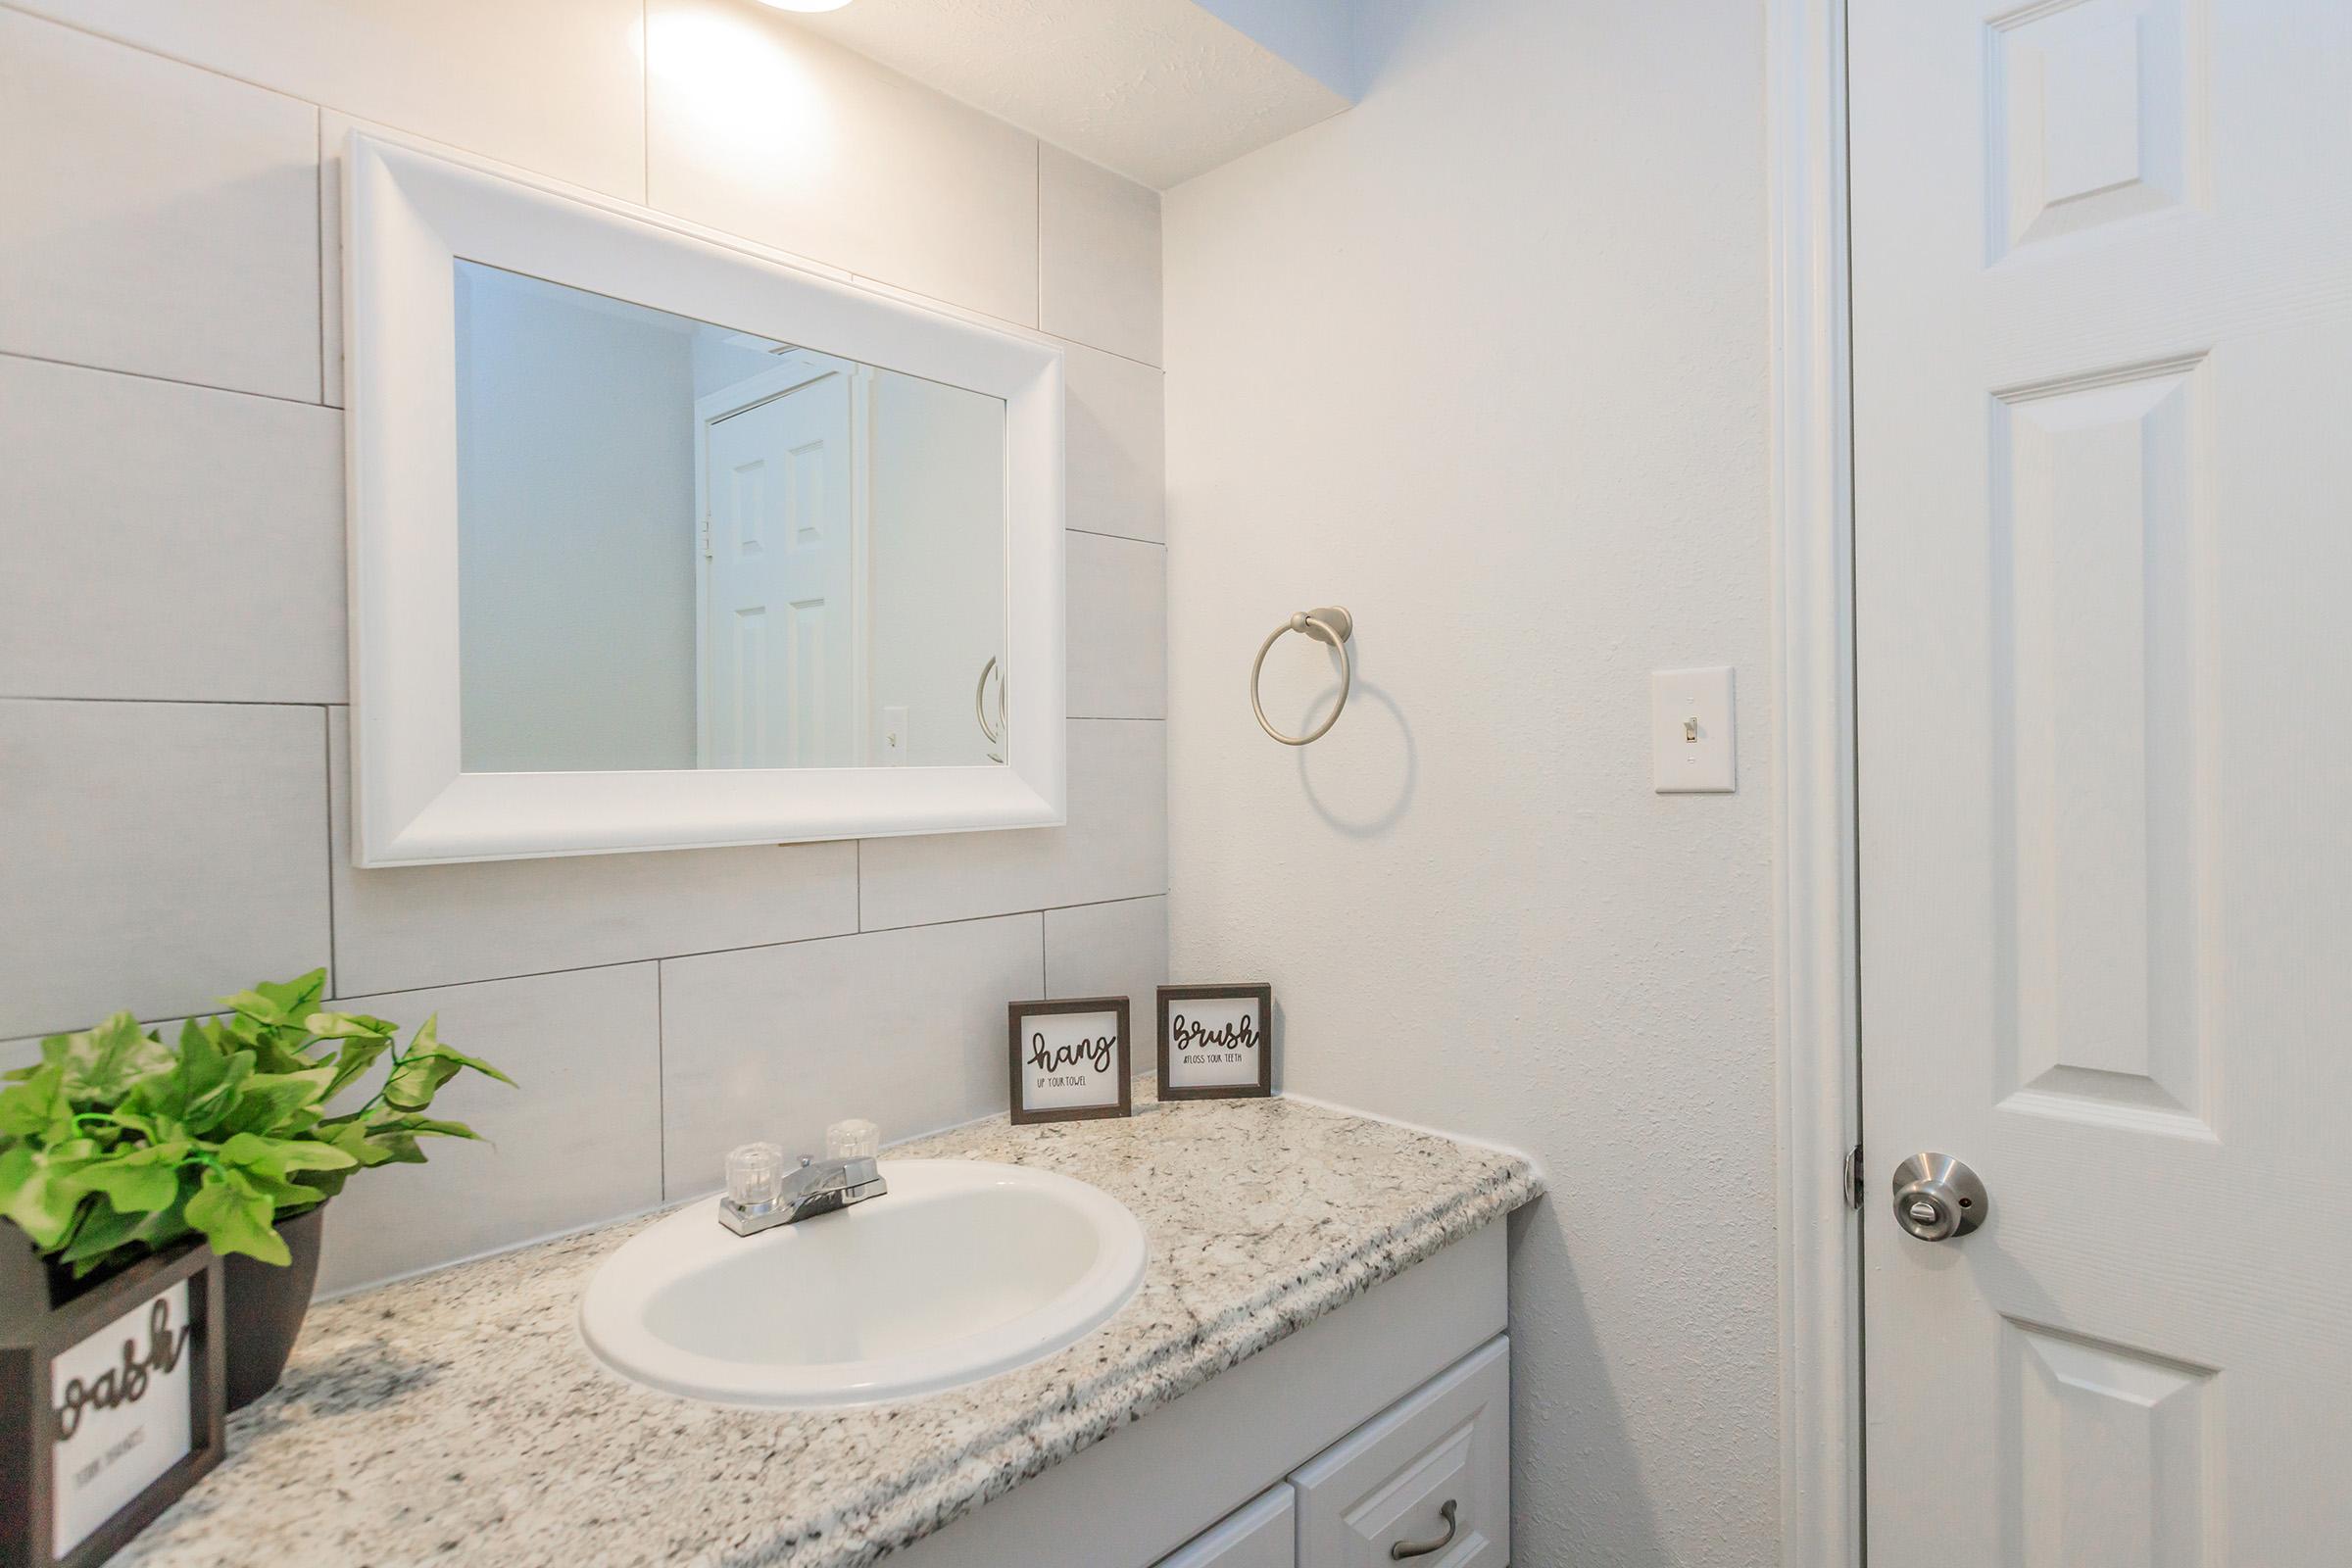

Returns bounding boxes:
[342,134,1065,866]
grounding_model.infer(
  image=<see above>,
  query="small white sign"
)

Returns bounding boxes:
[1022,1009,1122,1110]
[50,1279,194,1557]
[1165,998,1263,1087]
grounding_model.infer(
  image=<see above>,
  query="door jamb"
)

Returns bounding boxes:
[1767,0,1863,1563]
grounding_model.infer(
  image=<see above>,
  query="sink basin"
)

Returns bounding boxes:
[579,1159,1147,1408]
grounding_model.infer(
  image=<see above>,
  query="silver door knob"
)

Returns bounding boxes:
[1890,1152,1986,1241]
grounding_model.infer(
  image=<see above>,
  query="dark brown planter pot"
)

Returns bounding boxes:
[221,1203,326,1413]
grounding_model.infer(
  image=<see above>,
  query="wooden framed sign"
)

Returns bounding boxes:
[1007,997,1132,1124]
[1,1241,225,1568]
[1156,983,1274,1100]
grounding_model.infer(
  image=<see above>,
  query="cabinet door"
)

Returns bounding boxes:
[1291,1337,1508,1568]
[1157,1484,1296,1568]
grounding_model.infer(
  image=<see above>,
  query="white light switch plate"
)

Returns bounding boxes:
[1652,666,1736,793]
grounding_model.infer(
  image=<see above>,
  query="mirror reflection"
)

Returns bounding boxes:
[453,260,1008,773]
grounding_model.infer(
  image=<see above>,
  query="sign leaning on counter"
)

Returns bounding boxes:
[1155,984,1275,1101]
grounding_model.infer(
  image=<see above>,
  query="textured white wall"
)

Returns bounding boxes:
[0,0,1168,1297]
[1163,0,1781,1562]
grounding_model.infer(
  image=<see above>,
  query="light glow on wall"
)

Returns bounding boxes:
[645,3,835,167]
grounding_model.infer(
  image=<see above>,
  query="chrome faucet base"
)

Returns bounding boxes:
[719,1154,887,1236]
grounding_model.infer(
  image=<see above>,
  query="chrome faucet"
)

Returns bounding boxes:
[719,1147,887,1236]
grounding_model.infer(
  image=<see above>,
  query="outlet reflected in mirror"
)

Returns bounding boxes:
[452,259,1007,774]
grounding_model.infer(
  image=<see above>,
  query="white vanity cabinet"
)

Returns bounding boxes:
[1153,1338,1510,1568]
[897,1222,1512,1568]
[1158,1486,1298,1568]
[1289,1337,1509,1567]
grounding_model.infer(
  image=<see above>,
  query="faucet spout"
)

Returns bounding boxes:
[719,1153,887,1236]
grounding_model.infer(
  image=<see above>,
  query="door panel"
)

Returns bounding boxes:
[702,359,858,767]
[1851,1,2352,1562]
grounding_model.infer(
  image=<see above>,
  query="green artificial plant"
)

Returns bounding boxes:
[0,968,512,1276]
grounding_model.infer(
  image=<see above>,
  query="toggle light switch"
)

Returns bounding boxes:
[1652,666,1736,793]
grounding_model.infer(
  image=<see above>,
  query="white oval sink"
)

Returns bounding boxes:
[579,1159,1147,1408]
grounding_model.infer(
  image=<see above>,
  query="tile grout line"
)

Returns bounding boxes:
[315,106,327,405]
[320,704,339,997]
[0,350,331,413]
[4,895,1173,1046]
[1065,526,1167,548]
[655,957,666,1200]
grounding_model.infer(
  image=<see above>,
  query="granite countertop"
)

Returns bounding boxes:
[120,1092,1541,1568]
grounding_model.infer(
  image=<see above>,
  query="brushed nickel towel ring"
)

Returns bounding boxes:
[1250,607,1354,746]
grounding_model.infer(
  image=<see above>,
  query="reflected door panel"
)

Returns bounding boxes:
[701,357,861,769]
[451,259,1005,774]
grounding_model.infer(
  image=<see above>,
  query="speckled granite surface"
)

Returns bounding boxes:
[118,1092,1540,1568]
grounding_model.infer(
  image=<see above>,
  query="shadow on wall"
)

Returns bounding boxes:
[1506,1205,1671,1566]
[1296,680,1416,837]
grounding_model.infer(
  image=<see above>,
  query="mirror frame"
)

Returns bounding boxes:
[343,134,1065,866]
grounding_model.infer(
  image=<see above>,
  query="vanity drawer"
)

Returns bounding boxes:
[1157,1484,1297,1568]
[1290,1336,1508,1568]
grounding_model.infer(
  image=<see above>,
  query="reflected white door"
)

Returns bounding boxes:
[1852,1,2352,1562]
[699,356,863,767]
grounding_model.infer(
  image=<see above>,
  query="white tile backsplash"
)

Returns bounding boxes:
[645,0,1039,327]
[1040,144,1163,367]
[323,710,859,997]
[0,11,319,402]
[0,700,329,1039]
[1068,533,1169,720]
[0,358,345,702]
[1065,340,1167,544]
[314,963,664,1296]
[858,719,1169,932]
[8,0,647,201]
[1045,896,1169,1027]
[660,915,1044,1197]
[0,7,1163,1289]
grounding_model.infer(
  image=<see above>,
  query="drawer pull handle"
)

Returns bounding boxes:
[1389,1498,1458,1560]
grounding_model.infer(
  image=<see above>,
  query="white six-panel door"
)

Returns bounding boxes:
[1851,0,2352,1561]
[698,353,864,768]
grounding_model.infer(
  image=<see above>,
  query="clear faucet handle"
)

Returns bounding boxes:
[725,1142,786,1208]
[825,1118,880,1160]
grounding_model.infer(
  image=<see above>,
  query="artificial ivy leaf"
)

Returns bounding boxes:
[220,969,326,1030]
[0,1062,70,1138]
[364,1130,426,1165]
[216,1131,358,1175]
[162,1022,256,1134]
[58,1183,194,1273]
[371,1114,482,1142]
[184,1168,289,1266]
[43,1014,174,1108]
[74,1152,182,1215]
[215,1065,336,1138]
[304,1011,398,1042]
[0,1141,98,1250]
[317,1031,395,1102]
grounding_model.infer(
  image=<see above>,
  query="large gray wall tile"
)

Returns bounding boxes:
[661,914,1043,1196]
[0,12,318,402]
[10,0,646,203]
[0,359,344,702]
[1039,145,1161,366]
[325,710,858,996]
[0,700,330,1038]
[1067,533,1166,720]
[313,962,663,1295]
[1065,340,1165,544]
[858,719,1167,932]
[645,0,1037,327]
[1044,896,1168,1060]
